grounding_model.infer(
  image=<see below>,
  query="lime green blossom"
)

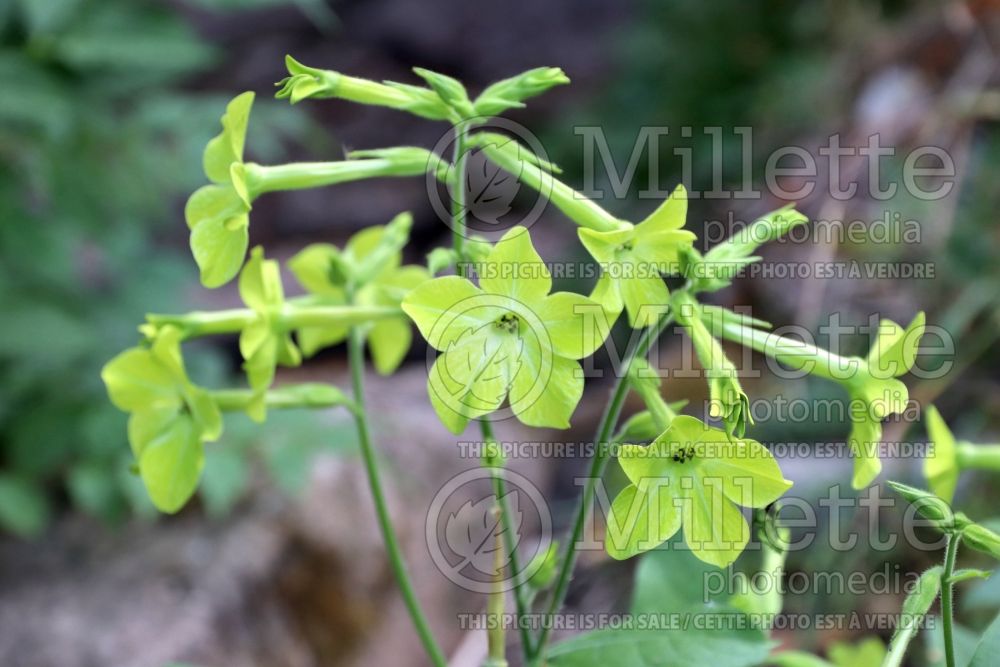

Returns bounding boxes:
[402,226,607,433]
[607,415,792,567]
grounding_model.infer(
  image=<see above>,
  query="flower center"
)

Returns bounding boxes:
[494,312,520,334]
[616,241,634,253]
[671,445,696,464]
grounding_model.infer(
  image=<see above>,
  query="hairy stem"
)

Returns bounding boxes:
[485,504,509,667]
[347,322,446,667]
[941,533,960,667]
[452,122,471,267]
[530,310,675,664]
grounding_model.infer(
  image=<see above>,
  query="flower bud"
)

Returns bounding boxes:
[474,67,570,116]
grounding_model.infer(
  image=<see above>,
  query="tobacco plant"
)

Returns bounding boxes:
[101,56,996,667]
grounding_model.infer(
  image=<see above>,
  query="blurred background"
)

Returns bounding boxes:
[0,0,998,665]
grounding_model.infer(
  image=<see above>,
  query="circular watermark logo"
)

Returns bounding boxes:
[426,467,552,593]
[424,291,555,426]
[426,117,553,240]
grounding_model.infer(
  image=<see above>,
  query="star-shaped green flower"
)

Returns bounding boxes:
[606,415,792,567]
[239,247,302,420]
[289,215,430,374]
[402,226,606,433]
[578,185,696,328]
[844,313,925,489]
[101,326,222,513]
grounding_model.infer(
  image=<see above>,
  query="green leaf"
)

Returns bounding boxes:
[547,628,771,667]
[827,637,885,667]
[885,566,941,662]
[969,610,1000,667]
[203,92,254,184]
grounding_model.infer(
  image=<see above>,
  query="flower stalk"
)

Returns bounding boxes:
[145,304,402,339]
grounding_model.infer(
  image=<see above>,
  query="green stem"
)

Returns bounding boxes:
[480,419,534,659]
[245,157,435,195]
[486,504,509,667]
[956,443,1000,471]
[471,135,624,233]
[707,315,862,382]
[451,122,470,268]
[347,322,446,667]
[210,385,352,411]
[529,310,675,665]
[941,533,960,667]
[146,304,401,339]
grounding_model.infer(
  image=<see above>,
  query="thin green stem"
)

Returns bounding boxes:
[941,533,960,667]
[529,310,675,665]
[245,158,435,195]
[957,443,1000,471]
[451,122,470,269]
[146,304,400,339]
[486,504,509,667]
[347,322,446,667]
[209,385,352,412]
[480,419,534,660]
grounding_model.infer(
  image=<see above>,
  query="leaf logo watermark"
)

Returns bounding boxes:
[426,468,552,593]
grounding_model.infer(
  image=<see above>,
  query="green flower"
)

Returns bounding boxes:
[239,247,302,420]
[101,326,222,513]
[578,185,696,328]
[606,415,792,567]
[844,313,925,489]
[289,213,430,374]
[187,91,445,288]
[402,226,607,433]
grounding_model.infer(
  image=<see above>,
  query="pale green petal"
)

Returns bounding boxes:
[620,275,670,328]
[101,348,180,412]
[630,229,696,267]
[605,483,682,560]
[368,317,412,375]
[239,318,271,361]
[681,480,750,568]
[186,386,223,442]
[190,214,249,289]
[509,352,583,429]
[539,292,608,360]
[296,324,349,357]
[401,276,493,349]
[578,226,634,264]
[589,271,624,319]
[478,226,552,304]
[243,337,278,393]
[127,405,182,459]
[372,265,431,304]
[289,243,349,298]
[923,405,958,503]
[184,184,247,231]
[203,91,254,184]
[239,246,284,310]
[699,437,792,508]
[427,332,513,434]
[635,184,688,233]
[867,312,925,378]
[849,417,883,490]
[617,443,667,487]
[345,224,401,279]
[275,332,302,367]
[138,413,204,514]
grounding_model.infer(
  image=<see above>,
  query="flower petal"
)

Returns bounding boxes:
[401,276,492,350]
[509,352,583,429]
[538,291,608,360]
[478,226,552,304]
[923,405,958,503]
[102,348,181,412]
[620,275,670,329]
[605,483,682,560]
[681,480,750,569]
[138,413,205,514]
[635,184,688,233]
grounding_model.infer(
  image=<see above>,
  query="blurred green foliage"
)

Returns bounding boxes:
[0,0,331,536]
